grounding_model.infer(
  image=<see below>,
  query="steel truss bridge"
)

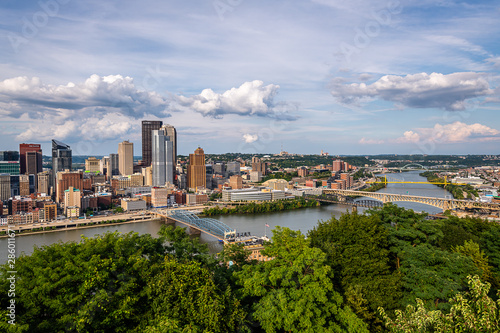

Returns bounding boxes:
[323,189,500,211]
[304,194,383,208]
[155,209,236,240]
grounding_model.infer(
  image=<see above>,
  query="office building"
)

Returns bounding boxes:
[251,156,267,176]
[20,143,42,175]
[57,171,83,203]
[187,147,206,190]
[52,140,72,184]
[37,171,51,195]
[0,151,19,162]
[163,124,177,179]
[100,156,109,174]
[250,171,262,182]
[85,157,100,173]
[0,174,10,201]
[0,161,20,175]
[19,174,30,196]
[121,198,147,211]
[152,127,174,186]
[213,162,226,175]
[151,187,170,208]
[229,175,243,189]
[118,141,134,176]
[142,166,153,186]
[227,161,240,176]
[64,186,81,216]
[107,153,119,178]
[142,120,163,167]
[43,203,57,222]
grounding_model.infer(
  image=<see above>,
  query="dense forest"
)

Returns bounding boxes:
[1,204,499,332]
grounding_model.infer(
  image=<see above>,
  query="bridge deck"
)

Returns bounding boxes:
[156,209,235,240]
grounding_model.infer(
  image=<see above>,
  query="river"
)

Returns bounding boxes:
[0,171,451,262]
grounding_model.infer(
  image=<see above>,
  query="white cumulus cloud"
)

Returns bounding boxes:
[175,80,296,119]
[0,74,170,119]
[243,133,259,143]
[395,121,500,144]
[330,72,493,111]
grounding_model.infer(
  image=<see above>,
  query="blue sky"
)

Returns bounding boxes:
[0,0,499,156]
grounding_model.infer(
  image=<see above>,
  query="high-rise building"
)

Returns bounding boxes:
[187,147,206,190]
[0,162,20,175]
[226,161,241,176]
[20,143,42,175]
[333,159,344,173]
[142,120,163,167]
[152,127,174,186]
[118,141,134,176]
[229,175,243,189]
[252,156,267,176]
[52,140,72,183]
[56,171,83,203]
[37,171,52,195]
[107,154,119,178]
[163,124,177,178]
[0,174,10,201]
[85,157,100,173]
[0,151,19,162]
[64,186,81,216]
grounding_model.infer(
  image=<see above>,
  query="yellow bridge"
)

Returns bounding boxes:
[366,175,467,186]
[323,189,500,211]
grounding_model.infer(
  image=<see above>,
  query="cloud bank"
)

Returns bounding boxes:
[330,72,493,111]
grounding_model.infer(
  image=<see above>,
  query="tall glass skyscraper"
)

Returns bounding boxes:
[142,120,163,167]
[52,140,72,183]
[152,127,174,187]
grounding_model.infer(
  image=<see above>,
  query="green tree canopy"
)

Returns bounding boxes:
[235,226,368,333]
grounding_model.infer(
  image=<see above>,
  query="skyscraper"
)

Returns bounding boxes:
[52,140,72,184]
[142,120,163,167]
[20,143,42,175]
[0,151,19,162]
[152,127,174,186]
[188,147,206,190]
[163,124,177,178]
[107,153,119,178]
[251,156,267,176]
[118,141,133,176]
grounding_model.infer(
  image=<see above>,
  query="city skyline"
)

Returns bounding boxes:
[1,0,499,155]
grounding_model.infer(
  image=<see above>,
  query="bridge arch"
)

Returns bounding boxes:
[400,163,428,171]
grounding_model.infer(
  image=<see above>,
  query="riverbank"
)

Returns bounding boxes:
[202,198,320,216]
[0,217,161,238]
[420,171,478,199]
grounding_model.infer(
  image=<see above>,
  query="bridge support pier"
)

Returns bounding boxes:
[189,227,201,236]
[164,217,176,225]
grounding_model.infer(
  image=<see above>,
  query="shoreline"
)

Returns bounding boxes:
[0,217,162,239]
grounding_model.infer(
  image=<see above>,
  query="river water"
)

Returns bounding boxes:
[0,171,450,262]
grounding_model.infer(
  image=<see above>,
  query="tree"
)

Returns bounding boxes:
[308,211,401,331]
[158,225,210,264]
[379,275,500,333]
[453,240,493,282]
[145,257,247,333]
[0,232,166,332]
[235,227,368,332]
